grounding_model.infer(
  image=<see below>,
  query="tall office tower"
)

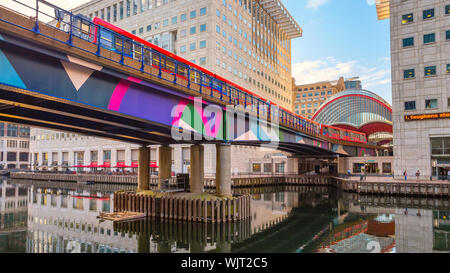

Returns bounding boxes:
[72,0,302,109]
[292,77,346,119]
[376,0,450,178]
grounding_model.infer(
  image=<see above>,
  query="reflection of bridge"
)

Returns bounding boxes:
[231,203,335,253]
[0,2,382,193]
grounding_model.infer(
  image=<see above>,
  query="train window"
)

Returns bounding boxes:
[152,52,161,67]
[114,35,123,51]
[165,58,175,73]
[177,63,187,78]
[143,48,152,66]
[100,28,114,49]
[133,43,142,61]
[123,38,133,57]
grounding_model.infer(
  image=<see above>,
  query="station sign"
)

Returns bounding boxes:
[404,112,450,121]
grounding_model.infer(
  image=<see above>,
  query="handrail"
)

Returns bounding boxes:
[0,0,368,145]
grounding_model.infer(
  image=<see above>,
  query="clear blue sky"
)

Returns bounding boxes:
[284,0,392,103]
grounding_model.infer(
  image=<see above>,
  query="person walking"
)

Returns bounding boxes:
[447,169,450,181]
[403,170,407,181]
[416,170,420,181]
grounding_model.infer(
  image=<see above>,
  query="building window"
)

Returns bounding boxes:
[405,101,416,110]
[190,43,196,51]
[103,150,111,162]
[7,152,16,162]
[404,69,415,79]
[139,27,143,34]
[199,57,206,65]
[200,7,207,16]
[19,152,28,162]
[431,138,450,156]
[423,8,434,20]
[447,64,450,74]
[446,5,450,15]
[425,99,438,109]
[180,45,186,53]
[424,33,435,44]
[199,40,206,48]
[190,26,196,35]
[448,97,450,107]
[7,124,18,137]
[190,10,196,19]
[402,37,414,47]
[171,16,177,24]
[382,163,392,174]
[402,13,413,24]
[447,30,450,40]
[200,24,206,32]
[424,66,436,77]
[147,24,151,31]
[181,13,186,22]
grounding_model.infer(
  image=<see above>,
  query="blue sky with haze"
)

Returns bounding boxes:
[284,0,392,103]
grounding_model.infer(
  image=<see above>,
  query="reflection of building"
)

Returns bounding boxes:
[376,0,450,179]
[27,186,139,253]
[395,209,434,253]
[433,211,450,252]
[0,180,28,252]
[0,122,30,170]
[347,203,446,253]
[250,191,298,233]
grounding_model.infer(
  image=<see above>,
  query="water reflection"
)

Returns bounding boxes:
[0,179,449,253]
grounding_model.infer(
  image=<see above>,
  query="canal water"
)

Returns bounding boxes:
[0,179,449,253]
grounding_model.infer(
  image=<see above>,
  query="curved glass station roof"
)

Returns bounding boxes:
[312,89,392,130]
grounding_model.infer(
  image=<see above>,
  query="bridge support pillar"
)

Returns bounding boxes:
[190,144,204,194]
[158,145,172,190]
[216,143,232,198]
[137,146,150,192]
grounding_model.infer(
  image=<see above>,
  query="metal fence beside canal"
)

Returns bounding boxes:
[341,180,450,198]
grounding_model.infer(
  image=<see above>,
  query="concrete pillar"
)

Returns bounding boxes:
[216,143,232,198]
[137,146,150,192]
[158,145,172,190]
[190,144,204,194]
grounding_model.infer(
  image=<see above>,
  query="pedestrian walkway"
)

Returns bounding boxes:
[345,176,450,184]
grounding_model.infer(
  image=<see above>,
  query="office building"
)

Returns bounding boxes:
[377,0,450,179]
[292,77,346,119]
